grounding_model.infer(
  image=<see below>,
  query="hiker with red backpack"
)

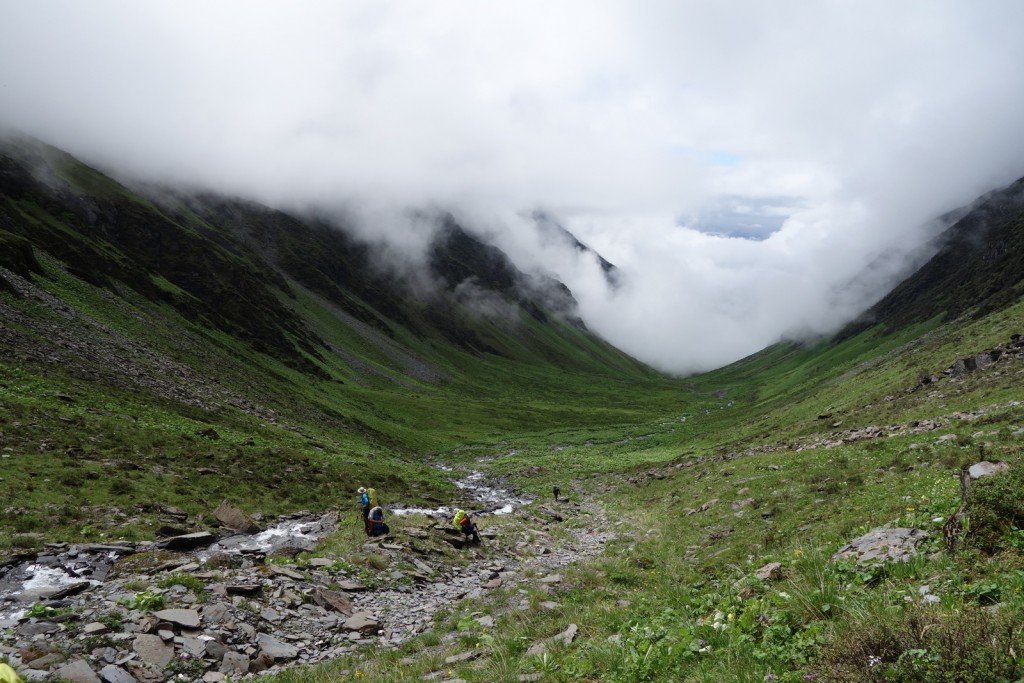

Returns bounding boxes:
[452,509,481,544]
[367,505,389,536]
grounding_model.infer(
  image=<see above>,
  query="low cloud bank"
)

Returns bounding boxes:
[2,2,1024,373]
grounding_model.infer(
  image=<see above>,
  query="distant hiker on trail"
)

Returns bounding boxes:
[553,485,560,501]
[367,505,389,537]
[452,509,481,544]
[358,487,370,531]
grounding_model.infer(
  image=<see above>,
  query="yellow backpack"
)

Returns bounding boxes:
[0,663,22,683]
[367,488,378,508]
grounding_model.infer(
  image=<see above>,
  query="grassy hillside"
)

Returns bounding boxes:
[306,294,1024,683]
[0,136,693,546]
[3,137,1024,682]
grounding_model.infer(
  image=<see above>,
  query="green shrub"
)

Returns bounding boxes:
[968,465,1024,552]
[823,603,1024,682]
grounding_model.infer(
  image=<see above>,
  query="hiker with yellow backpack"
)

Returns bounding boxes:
[357,486,379,536]
[452,509,481,544]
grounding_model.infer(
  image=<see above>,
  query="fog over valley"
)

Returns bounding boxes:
[2,1,1024,373]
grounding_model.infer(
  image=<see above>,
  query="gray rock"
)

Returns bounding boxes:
[153,608,201,629]
[219,652,249,677]
[754,562,783,581]
[214,502,262,534]
[526,623,578,656]
[160,532,217,550]
[832,528,929,564]
[179,636,206,657]
[444,651,480,665]
[311,587,352,615]
[16,621,60,636]
[54,660,101,683]
[28,653,66,669]
[84,622,110,635]
[132,634,174,669]
[248,652,274,674]
[98,665,137,683]
[256,633,299,660]
[202,604,233,625]
[342,612,379,635]
[205,641,230,660]
[969,461,1010,479]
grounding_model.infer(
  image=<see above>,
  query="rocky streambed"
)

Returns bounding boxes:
[0,475,613,683]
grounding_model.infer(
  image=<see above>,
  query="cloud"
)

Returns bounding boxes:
[2,1,1023,373]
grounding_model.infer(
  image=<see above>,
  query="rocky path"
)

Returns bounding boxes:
[0,498,616,683]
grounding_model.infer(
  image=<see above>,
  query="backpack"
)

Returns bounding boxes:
[367,488,378,507]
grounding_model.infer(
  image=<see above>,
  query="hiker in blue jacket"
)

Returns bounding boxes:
[357,486,370,532]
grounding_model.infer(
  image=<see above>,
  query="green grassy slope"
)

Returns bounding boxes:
[0,136,693,545]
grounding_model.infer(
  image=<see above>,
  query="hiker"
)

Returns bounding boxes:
[357,486,370,531]
[553,485,560,501]
[452,508,481,544]
[367,505,389,537]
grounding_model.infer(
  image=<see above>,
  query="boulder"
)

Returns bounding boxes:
[831,528,929,564]
[213,502,261,534]
[159,532,217,550]
[753,562,783,581]
[968,461,1010,480]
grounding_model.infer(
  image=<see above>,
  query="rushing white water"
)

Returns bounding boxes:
[390,468,530,518]
[0,562,104,624]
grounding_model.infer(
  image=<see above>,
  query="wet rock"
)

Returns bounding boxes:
[832,528,929,564]
[159,532,217,551]
[48,581,92,599]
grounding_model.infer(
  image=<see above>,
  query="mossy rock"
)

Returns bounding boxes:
[107,551,191,579]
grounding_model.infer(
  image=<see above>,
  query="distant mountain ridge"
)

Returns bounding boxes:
[0,135,641,389]
[837,174,1024,340]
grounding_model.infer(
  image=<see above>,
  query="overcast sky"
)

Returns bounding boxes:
[2,1,1024,373]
